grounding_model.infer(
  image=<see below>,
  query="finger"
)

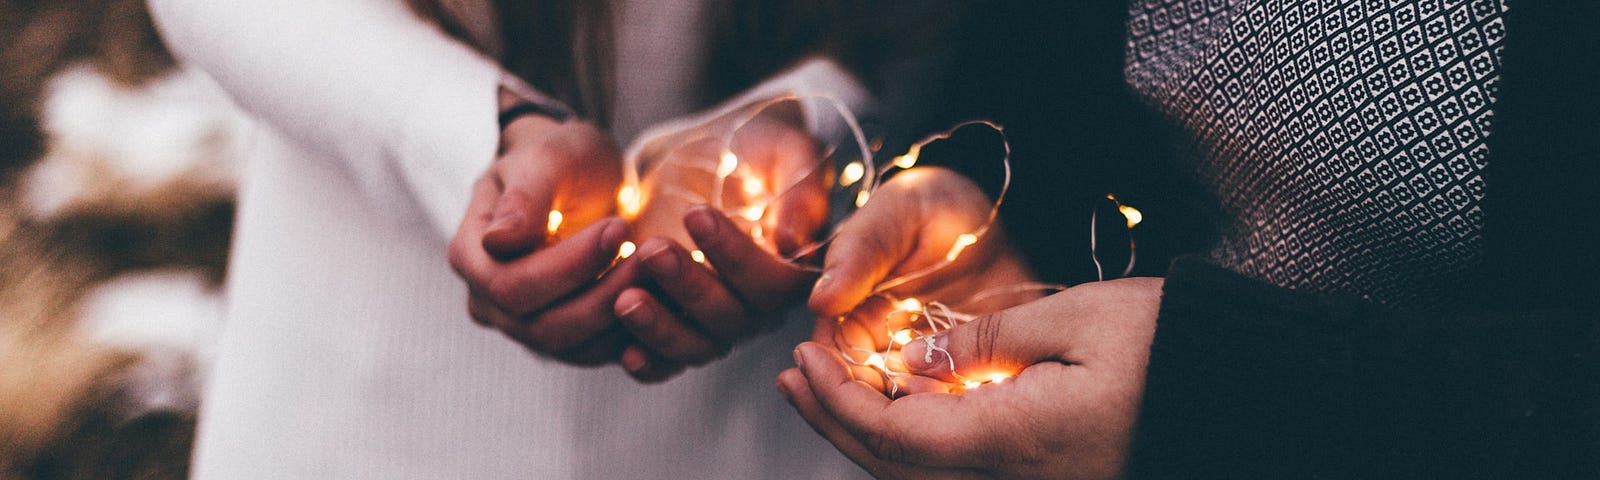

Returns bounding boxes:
[468,290,517,330]
[776,367,908,476]
[753,123,827,255]
[465,218,630,316]
[792,342,996,469]
[482,157,559,257]
[618,344,688,383]
[684,205,816,309]
[479,282,626,363]
[807,188,916,317]
[547,325,632,366]
[633,237,772,343]
[449,177,507,282]
[899,299,1067,382]
[510,250,647,354]
[614,286,725,365]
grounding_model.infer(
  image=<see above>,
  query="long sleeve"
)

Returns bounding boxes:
[1128,257,1600,479]
[146,0,501,239]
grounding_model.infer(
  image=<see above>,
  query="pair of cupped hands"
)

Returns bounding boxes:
[449,95,1165,480]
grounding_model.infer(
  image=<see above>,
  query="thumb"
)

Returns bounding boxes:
[899,302,1065,383]
[482,171,556,258]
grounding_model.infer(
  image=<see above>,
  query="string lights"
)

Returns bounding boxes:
[540,92,1143,397]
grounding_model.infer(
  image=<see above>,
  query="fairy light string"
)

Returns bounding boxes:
[544,91,1142,397]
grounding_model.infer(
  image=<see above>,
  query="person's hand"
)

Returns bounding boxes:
[805,166,1039,392]
[448,96,634,365]
[612,107,829,382]
[778,278,1162,480]
[809,166,1037,319]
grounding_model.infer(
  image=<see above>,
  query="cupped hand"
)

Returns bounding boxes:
[613,105,831,382]
[805,167,1040,392]
[779,278,1163,480]
[809,166,1037,320]
[448,103,633,365]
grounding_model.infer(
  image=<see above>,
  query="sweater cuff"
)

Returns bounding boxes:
[1127,256,1371,479]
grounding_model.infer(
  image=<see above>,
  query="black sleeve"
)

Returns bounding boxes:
[1127,257,1600,479]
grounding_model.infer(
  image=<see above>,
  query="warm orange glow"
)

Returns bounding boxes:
[945,233,979,261]
[840,161,865,187]
[546,210,563,234]
[717,151,739,177]
[740,205,765,222]
[865,353,887,371]
[896,297,922,313]
[893,144,921,169]
[742,177,765,196]
[1119,204,1143,228]
[617,184,642,218]
[892,329,915,346]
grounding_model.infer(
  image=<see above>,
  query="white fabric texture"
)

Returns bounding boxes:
[147,0,869,478]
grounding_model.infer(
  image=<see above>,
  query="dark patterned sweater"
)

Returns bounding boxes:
[1125,0,1507,310]
[943,2,1598,476]
[1118,1,1600,477]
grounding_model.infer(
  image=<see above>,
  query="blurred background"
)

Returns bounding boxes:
[1,0,243,477]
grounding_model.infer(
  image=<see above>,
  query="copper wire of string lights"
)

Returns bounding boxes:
[824,121,1077,396]
[1091,194,1142,281]
[829,124,1146,397]
[543,91,1142,397]
[612,93,877,267]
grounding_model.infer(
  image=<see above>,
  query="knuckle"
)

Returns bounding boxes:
[975,310,1006,367]
[484,276,529,313]
[466,296,492,324]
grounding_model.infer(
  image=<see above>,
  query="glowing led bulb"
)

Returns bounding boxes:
[893,145,921,169]
[865,353,887,371]
[840,161,865,187]
[546,210,563,234]
[855,191,871,207]
[987,373,1010,384]
[618,184,642,218]
[717,151,738,177]
[1118,204,1143,228]
[962,380,983,390]
[740,205,765,222]
[946,233,979,261]
[617,241,637,259]
[690,250,706,263]
[892,329,915,346]
[896,297,923,313]
[742,177,765,196]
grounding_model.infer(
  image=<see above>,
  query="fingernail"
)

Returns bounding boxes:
[644,246,681,278]
[775,379,795,404]
[617,300,653,328]
[792,346,807,370]
[488,212,524,234]
[902,333,949,373]
[599,218,628,253]
[621,351,647,373]
[813,272,833,290]
[684,206,720,240]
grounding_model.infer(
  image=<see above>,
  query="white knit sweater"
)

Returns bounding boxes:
[147,0,869,477]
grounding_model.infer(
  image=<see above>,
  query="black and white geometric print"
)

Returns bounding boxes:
[1125,0,1506,310]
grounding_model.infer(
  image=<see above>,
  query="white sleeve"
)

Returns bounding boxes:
[147,0,502,239]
